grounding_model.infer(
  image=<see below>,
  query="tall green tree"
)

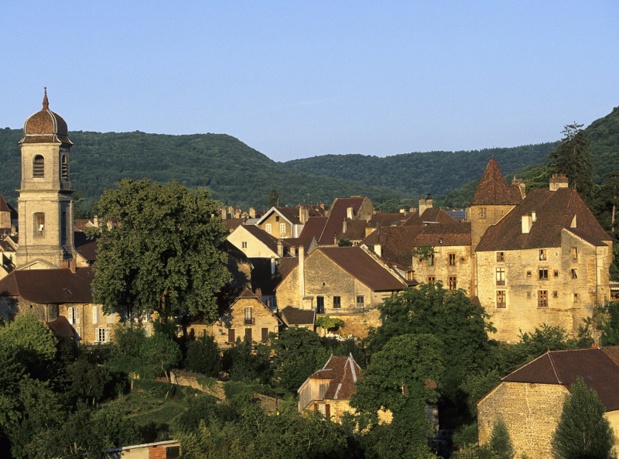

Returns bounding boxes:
[488,418,514,459]
[91,179,229,322]
[550,123,594,202]
[551,377,615,459]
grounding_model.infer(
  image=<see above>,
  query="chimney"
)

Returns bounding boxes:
[277,240,284,257]
[426,194,433,209]
[347,207,354,220]
[93,215,99,227]
[550,174,569,191]
[299,206,309,224]
[374,243,382,258]
[512,177,526,198]
[521,214,532,234]
[419,196,433,215]
[298,245,305,306]
[531,211,537,223]
[270,256,276,275]
[342,219,347,234]
[249,207,256,218]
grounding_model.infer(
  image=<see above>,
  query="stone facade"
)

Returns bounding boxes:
[195,292,281,349]
[477,233,612,342]
[478,381,568,458]
[411,244,473,294]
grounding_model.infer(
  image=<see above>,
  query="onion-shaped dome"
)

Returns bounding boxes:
[21,88,72,145]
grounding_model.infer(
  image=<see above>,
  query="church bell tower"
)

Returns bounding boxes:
[16,89,76,269]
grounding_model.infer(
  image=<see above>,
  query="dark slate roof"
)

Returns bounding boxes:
[74,231,97,262]
[469,158,522,206]
[502,348,619,411]
[0,194,11,213]
[0,268,94,304]
[280,306,315,326]
[476,187,611,251]
[319,197,367,245]
[223,218,245,233]
[304,354,361,401]
[368,212,408,228]
[317,246,407,292]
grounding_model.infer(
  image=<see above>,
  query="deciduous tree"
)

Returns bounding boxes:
[92,179,229,322]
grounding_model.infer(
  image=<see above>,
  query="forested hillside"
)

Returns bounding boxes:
[0,129,407,211]
[1,106,616,212]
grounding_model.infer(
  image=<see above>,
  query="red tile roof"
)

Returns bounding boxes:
[296,217,328,251]
[469,158,522,206]
[319,197,368,245]
[476,187,611,251]
[501,347,619,411]
[317,246,407,292]
[0,268,95,304]
[304,354,361,401]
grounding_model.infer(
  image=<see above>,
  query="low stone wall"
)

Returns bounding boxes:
[169,370,225,400]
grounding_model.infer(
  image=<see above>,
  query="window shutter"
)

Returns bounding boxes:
[92,305,99,324]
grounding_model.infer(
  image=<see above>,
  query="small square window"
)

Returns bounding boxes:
[574,293,579,302]
[427,276,436,284]
[356,295,364,306]
[554,270,559,277]
[539,249,547,261]
[571,269,578,279]
[241,241,248,249]
[496,252,505,262]
[553,291,558,298]
[526,270,532,277]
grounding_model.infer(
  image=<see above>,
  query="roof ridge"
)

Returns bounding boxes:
[548,351,561,384]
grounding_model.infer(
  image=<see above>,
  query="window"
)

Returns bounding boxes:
[280,223,286,235]
[356,296,364,307]
[427,276,436,283]
[166,446,181,459]
[571,269,578,279]
[96,328,111,343]
[325,403,331,419]
[496,252,505,262]
[406,270,414,281]
[244,307,253,325]
[553,291,558,298]
[34,212,45,238]
[61,155,69,181]
[427,253,435,266]
[92,305,99,324]
[526,270,532,278]
[448,253,456,266]
[538,290,548,308]
[539,268,548,280]
[574,293,579,303]
[61,211,68,245]
[479,207,487,219]
[448,276,457,291]
[496,291,506,308]
[554,270,559,278]
[33,155,44,178]
[245,328,252,343]
[241,241,248,249]
[539,249,547,261]
[261,328,269,342]
[571,247,578,261]
[265,223,272,234]
[316,296,325,314]
[228,328,236,343]
[333,296,341,309]
[275,216,280,222]
[67,306,77,325]
[496,268,505,286]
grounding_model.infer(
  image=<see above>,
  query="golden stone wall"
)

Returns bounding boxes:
[476,231,611,342]
[412,245,473,294]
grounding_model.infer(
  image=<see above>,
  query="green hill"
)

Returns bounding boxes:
[0,129,407,211]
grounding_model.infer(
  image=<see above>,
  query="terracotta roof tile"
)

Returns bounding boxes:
[477,187,611,251]
[306,354,361,401]
[319,197,368,245]
[469,158,522,206]
[317,246,406,292]
[502,348,619,411]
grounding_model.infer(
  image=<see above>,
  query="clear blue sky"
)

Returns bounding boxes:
[1,1,618,162]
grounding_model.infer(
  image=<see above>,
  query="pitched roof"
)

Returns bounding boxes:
[0,268,94,304]
[319,197,368,245]
[0,194,11,213]
[316,246,407,292]
[402,207,459,226]
[47,315,77,339]
[241,224,291,254]
[303,354,361,401]
[469,158,523,206]
[295,217,328,251]
[256,207,302,226]
[502,347,619,411]
[280,306,315,326]
[476,187,611,251]
[368,212,408,228]
[250,257,298,296]
[74,231,97,262]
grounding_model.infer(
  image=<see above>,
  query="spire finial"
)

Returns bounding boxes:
[42,87,49,110]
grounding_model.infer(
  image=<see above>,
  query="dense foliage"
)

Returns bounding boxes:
[91,178,229,322]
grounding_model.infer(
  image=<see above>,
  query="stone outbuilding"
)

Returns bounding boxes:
[477,347,619,459]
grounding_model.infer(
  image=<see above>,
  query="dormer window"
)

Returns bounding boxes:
[33,155,44,178]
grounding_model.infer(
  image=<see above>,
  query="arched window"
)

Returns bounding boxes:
[61,155,69,181]
[33,155,44,178]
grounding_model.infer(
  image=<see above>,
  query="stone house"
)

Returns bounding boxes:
[474,175,612,342]
[298,354,361,422]
[0,267,119,344]
[276,245,407,315]
[477,347,619,459]
[198,289,282,349]
[227,223,291,259]
[256,206,309,239]
[317,197,374,246]
[107,439,180,458]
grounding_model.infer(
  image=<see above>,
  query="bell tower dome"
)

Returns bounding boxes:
[16,89,76,269]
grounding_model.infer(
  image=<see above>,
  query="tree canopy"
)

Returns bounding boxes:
[91,178,229,322]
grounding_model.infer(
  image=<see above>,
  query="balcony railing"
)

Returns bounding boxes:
[244,317,255,325]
